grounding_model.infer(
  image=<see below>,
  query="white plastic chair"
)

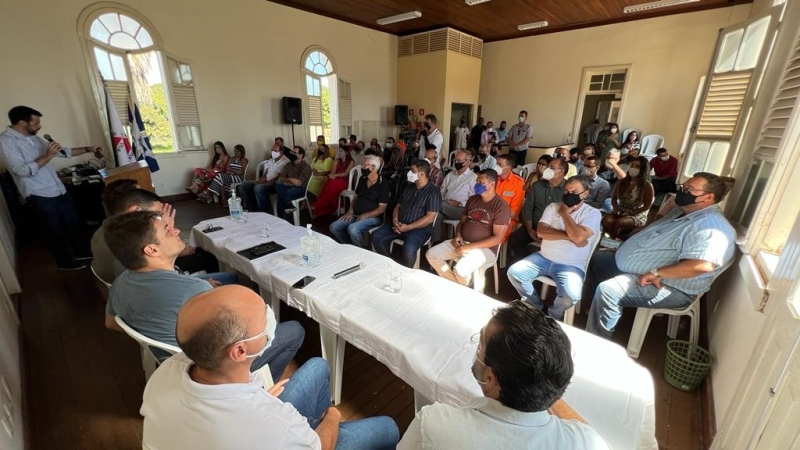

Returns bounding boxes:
[289,181,316,226]
[640,134,665,161]
[389,237,433,269]
[534,228,602,325]
[622,128,642,145]
[91,264,112,290]
[515,163,537,183]
[115,316,181,381]
[337,166,362,216]
[231,160,267,208]
[472,244,501,295]
[626,260,733,358]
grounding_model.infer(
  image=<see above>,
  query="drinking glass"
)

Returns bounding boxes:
[389,270,403,293]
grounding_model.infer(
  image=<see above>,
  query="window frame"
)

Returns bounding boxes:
[300,46,340,146]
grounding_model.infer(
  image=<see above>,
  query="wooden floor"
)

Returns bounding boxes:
[19,198,702,449]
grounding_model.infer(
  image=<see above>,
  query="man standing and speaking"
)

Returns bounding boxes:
[0,106,105,270]
[417,114,443,167]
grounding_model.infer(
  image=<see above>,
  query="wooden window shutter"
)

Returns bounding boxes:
[338,79,352,127]
[696,71,753,138]
[308,96,323,127]
[166,56,203,150]
[104,80,130,123]
[753,37,800,160]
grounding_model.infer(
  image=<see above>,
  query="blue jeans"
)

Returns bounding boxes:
[240,181,274,213]
[252,320,305,381]
[507,252,585,320]
[195,271,239,285]
[329,216,382,248]
[275,183,306,220]
[279,358,399,450]
[586,251,695,338]
[371,223,431,268]
[26,194,87,266]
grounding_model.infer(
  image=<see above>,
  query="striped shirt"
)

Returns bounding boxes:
[616,204,736,295]
[0,127,72,198]
[441,169,477,206]
[398,181,441,230]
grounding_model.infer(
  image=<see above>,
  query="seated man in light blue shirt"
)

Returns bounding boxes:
[586,172,736,338]
[397,301,609,449]
[103,210,305,381]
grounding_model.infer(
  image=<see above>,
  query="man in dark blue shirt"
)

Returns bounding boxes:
[372,159,442,268]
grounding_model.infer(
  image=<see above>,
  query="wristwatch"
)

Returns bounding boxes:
[650,268,662,279]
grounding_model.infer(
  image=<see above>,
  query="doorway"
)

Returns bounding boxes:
[578,94,617,146]
[450,103,473,153]
[572,66,630,147]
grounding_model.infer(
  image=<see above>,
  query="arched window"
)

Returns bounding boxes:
[302,48,351,145]
[81,7,203,153]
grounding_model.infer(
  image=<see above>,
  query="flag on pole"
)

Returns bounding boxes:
[128,97,160,172]
[103,84,134,166]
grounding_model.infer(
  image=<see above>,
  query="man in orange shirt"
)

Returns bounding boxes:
[495,154,525,240]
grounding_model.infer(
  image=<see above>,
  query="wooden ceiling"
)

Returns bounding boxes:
[267,0,752,42]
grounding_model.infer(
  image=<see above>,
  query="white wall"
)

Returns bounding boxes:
[479,5,751,150]
[0,0,397,196]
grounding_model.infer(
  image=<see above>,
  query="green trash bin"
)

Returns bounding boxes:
[663,340,715,392]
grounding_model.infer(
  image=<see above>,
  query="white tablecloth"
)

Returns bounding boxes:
[190,213,657,450]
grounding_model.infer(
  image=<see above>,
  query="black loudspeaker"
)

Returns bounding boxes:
[283,97,302,124]
[395,105,409,126]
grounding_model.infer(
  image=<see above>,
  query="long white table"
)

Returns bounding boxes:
[190,213,657,450]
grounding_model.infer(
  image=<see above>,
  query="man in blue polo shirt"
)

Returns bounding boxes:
[586,172,736,338]
[372,159,442,268]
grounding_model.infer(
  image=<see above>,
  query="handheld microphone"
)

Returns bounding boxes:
[332,262,366,280]
[44,134,67,157]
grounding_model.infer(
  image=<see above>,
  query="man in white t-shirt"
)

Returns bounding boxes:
[397,300,609,450]
[240,142,289,213]
[417,113,444,166]
[507,176,601,320]
[453,117,469,151]
[141,285,399,450]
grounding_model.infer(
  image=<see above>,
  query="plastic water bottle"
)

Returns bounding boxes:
[228,191,242,221]
[301,224,321,268]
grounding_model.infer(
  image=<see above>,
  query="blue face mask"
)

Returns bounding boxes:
[474,183,487,195]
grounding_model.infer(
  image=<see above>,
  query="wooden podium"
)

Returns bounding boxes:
[101,161,155,193]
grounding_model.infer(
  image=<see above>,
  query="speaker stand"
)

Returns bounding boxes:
[290,123,296,147]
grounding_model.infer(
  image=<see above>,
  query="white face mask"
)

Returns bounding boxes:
[385,142,393,148]
[660,156,669,161]
[541,167,555,181]
[407,170,419,183]
[243,306,277,359]
[271,151,280,159]
[627,168,640,178]
[620,149,629,155]
[605,161,614,169]
[610,128,618,133]
[518,116,525,123]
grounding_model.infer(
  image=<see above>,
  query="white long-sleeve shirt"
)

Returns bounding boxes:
[440,168,477,206]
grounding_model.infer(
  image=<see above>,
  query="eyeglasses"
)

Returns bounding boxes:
[676,184,710,194]
[565,189,586,195]
[469,332,481,347]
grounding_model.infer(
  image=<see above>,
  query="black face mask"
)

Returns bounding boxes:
[454,161,465,170]
[424,123,432,130]
[562,193,582,207]
[286,153,298,162]
[675,190,699,206]
[361,167,372,177]
[479,153,488,160]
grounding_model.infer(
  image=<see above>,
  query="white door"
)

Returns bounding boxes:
[712,215,800,449]
[680,6,783,181]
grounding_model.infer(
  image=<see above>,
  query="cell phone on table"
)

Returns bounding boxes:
[292,276,316,289]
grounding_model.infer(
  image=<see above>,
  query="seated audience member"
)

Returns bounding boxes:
[366,141,382,156]
[586,173,735,339]
[142,285,399,450]
[473,144,498,172]
[240,143,289,213]
[348,134,358,149]
[602,156,654,239]
[92,180,140,281]
[620,145,640,166]
[524,154,553,190]
[308,144,333,198]
[582,156,610,209]
[427,169,510,286]
[425,146,444,189]
[316,135,336,158]
[352,141,366,166]
[337,137,348,150]
[94,188,203,280]
[274,136,291,155]
[568,148,584,174]
[495,155,525,241]
[372,159,441,268]
[582,143,597,160]
[553,147,578,178]
[508,157,567,262]
[104,211,304,381]
[312,147,354,217]
[433,150,476,241]
[597,149,625,211]
[490,143,502,158]
[381,137,400,177]
[397,300,610,449]
[622,130,641,152]
[329,155,388,248]
[507,176,601,320]
[650,148,678,195]
[275,146,313,221]
[203,144,248,205]
[187,141,229,197]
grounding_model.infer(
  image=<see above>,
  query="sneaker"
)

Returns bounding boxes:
[58,261,88,271]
